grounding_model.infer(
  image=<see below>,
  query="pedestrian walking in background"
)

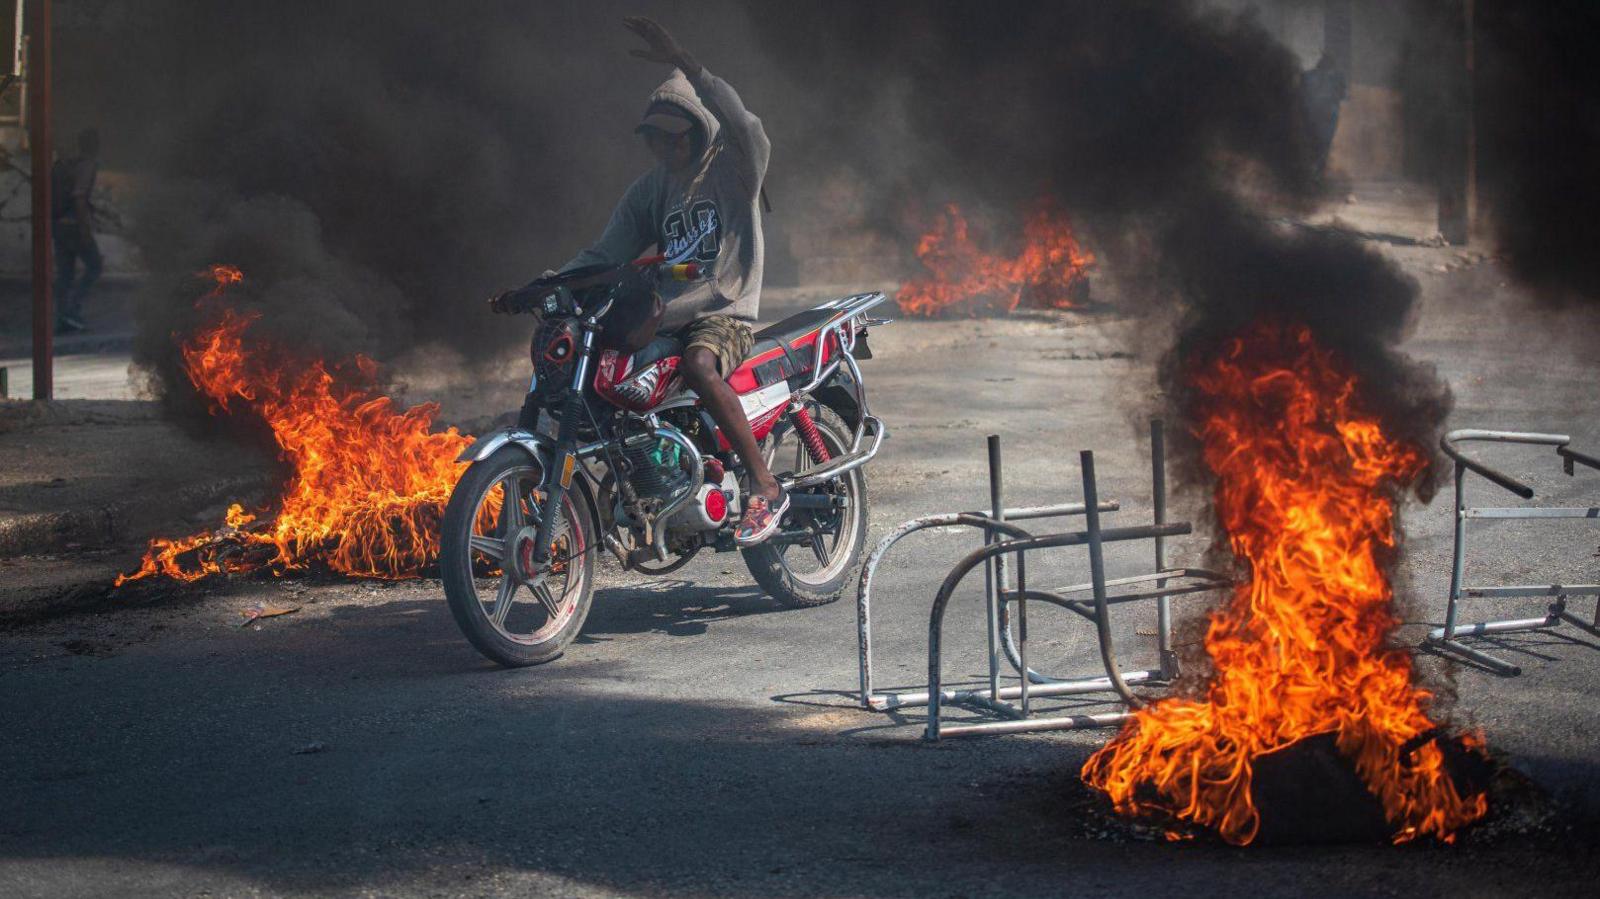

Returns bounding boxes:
[1301,53,1347,180]
[52,128,103,333]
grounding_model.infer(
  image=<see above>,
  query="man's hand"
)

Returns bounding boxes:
[623,17,700,77]
[488,290,519,314]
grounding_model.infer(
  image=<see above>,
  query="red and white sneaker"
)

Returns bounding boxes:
[734,490,789,546]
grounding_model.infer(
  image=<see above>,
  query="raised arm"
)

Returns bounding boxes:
[623,17,770,174]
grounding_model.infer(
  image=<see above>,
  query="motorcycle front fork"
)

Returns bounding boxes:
[531,332,597,566]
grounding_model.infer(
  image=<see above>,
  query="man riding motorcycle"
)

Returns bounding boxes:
[456,16,890,666]
[502,16,785,545]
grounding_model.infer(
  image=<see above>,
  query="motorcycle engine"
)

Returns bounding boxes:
[620,431,691,500]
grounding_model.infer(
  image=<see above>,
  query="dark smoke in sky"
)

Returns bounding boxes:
[56,0,768,413]
[746,2,1448,468]
[1473,2,1600,311]
[58,0,1447,453]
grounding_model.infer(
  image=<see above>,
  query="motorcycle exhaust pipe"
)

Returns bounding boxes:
[603,533,632,568]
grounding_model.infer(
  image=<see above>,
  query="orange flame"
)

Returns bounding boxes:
[895,203,1093,317]
[116,266,475,585]
[1081,322,1487,845]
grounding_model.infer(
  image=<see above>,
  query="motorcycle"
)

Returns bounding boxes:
[440,257,891,666]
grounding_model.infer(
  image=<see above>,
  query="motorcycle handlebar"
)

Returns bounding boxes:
[490,258,705,315]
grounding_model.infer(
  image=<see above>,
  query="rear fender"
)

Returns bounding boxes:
[812,366,863,430]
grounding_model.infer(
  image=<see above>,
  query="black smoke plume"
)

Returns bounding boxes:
[747,1,1449,468]
[55,0,764,415]
[59,0,1448,452]
[1473,2,1600,310]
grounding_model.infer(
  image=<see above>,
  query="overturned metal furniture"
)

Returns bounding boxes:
[856,420,1230,739]
[1423,429,1600,675]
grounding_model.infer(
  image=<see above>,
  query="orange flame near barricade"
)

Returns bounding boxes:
[116,266,475,585]
[895,203,1093,317]
[1081,322,1487,845]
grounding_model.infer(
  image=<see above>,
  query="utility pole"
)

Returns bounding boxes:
[26,0,52,400]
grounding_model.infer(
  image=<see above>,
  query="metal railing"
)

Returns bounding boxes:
[1423,428,1600,675]
[855,420,1230,739]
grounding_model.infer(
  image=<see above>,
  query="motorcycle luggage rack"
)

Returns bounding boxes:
[856,419,1230,739]
[1422,429,1600,675]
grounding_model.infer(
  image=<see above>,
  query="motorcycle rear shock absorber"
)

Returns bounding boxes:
[792,405,832,463]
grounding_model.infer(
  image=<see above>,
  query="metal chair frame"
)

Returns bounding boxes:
[1424,429,1600,675]
[854,420,1230,739]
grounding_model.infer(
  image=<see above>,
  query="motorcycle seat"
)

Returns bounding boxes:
[752,307,837,346]
[726,306,845,392]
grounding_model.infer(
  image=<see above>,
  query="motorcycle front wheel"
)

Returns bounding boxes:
[440,447,596,667]
[741,403,869,608]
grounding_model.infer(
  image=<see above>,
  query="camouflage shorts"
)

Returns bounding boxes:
[679,315,755,378]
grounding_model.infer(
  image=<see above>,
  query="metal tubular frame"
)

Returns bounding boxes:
[1423,429,1600,675]
[854,420,1230,739]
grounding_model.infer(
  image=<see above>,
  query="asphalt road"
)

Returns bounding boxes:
[3,252,1599,897]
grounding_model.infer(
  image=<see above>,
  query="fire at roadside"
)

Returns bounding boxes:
[895,203,1094,317]
[116,266,477,586]
[1082,322,1488,846]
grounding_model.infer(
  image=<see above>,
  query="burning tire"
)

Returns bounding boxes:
[742,404,869,608]
[441,447,596,666]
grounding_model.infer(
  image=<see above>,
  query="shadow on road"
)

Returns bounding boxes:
[2,589,1598,897]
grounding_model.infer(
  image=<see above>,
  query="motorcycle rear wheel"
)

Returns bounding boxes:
[741,404,868,608]
[440,447,596,666]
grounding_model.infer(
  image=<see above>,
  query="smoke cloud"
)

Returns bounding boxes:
[57,0,769,412]
[59,0,1453,453]
[1473,2,1600,310]
[744,1,1449,472]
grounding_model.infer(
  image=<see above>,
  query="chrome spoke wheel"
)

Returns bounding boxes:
[464,465,586,645]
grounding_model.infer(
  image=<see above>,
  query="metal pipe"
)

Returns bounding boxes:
[784,415,885,489]
[27,0,52,401]
[1558,445,1600,475]
[985,434,1004,703]
[1425,426,1600,673]
[963,693,1024,720]
[1443,463,1468,640]
[869,668,1165,710]
[995,579,1226,684]
[1017,514,1031,717]
[1433,638,1521,676]
[839,350,873,419]
[925,521,1190,738]
[935,711,1130,738]
[1465,584,1600,598]
[1463,506,1600,519]
[1042,567,1231,596]
[1151,419,1176,680]
[979,501,1119,521]
[1082,451,1145,709]
[1440,429,1572,499]
[648,422,706,561]
[1558,608,1600,639]
[857,511,1021,706]
[857,507,1114,707]
[1428,614,1559,640]
[923,518,1041,739]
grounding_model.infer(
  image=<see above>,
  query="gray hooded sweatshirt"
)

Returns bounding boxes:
[561,68,770,331]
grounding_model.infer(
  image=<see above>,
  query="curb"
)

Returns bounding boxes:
[0,330,136,362]
[0,473,270,558]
